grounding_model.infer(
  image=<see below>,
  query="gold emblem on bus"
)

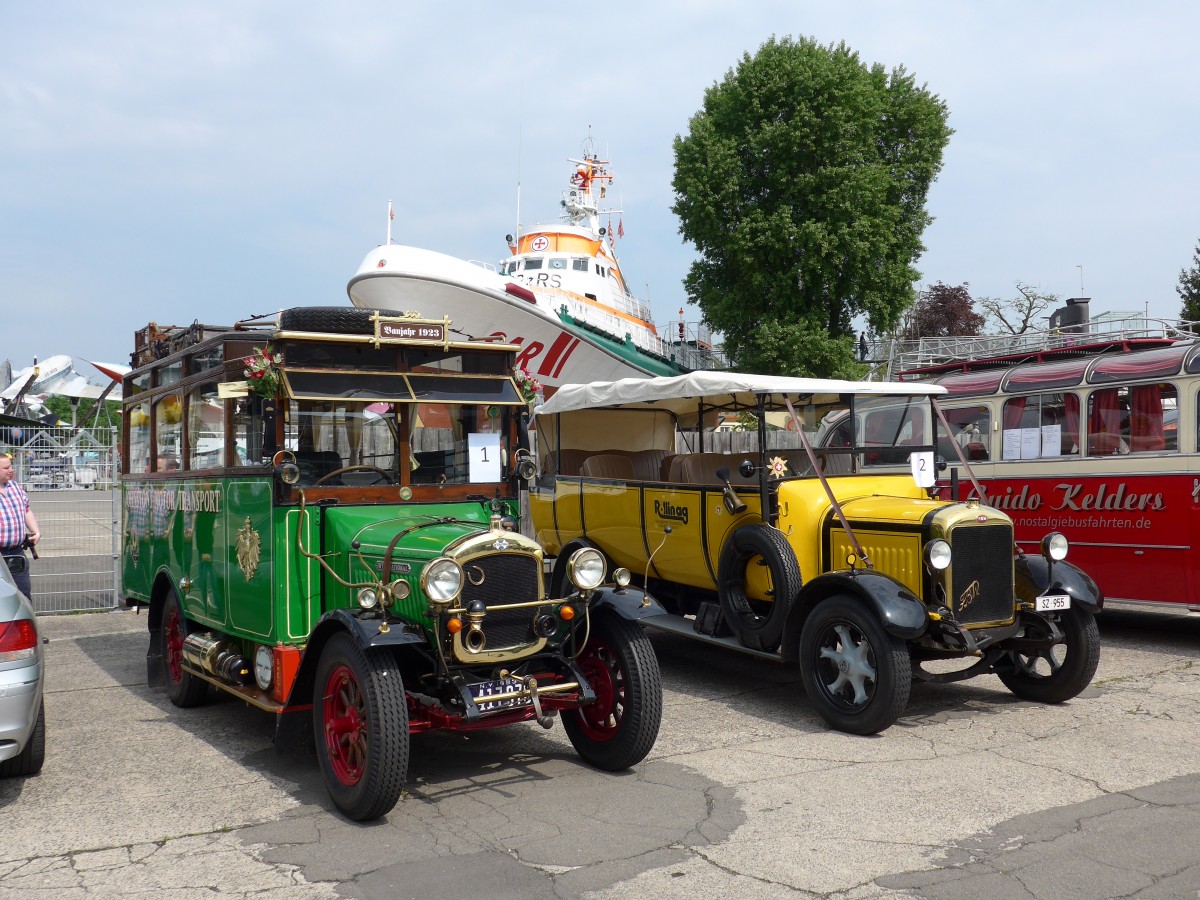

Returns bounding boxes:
[236,517,262,581]
[958,579,981,613]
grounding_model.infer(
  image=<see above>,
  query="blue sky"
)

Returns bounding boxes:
[3,2,1198,370]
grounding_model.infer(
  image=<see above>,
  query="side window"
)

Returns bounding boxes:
[1087,387,1129,456]
[571,258,588,271]
[1085,385,1176,456]
[154,392,183,472]
[187,382,225,470]
[942,406,991,460]
[1002,393,1079,459]
[549,258,567,270]
[1129,383,1176,453]
[232,397,268,465]
[128,401,151,474]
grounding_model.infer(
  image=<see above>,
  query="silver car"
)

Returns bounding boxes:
[0,560,44,778]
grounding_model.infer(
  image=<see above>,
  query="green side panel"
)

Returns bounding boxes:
[223,478,275,640]
[278,507,321,644]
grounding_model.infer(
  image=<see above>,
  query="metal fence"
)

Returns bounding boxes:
[2,426,120,614]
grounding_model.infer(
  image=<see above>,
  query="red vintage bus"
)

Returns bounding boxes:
[894,333,1200,610]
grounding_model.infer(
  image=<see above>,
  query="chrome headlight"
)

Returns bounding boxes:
[1041,532,1069,561]
[421,557,463,604]
[357,587,378,610]
[567,547,605,591]
[923,539,952,571]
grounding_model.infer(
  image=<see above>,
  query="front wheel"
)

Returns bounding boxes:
[799,595,912,735]
[312,633,409,821]
[563,611,662,771]
[996,606,1100,703]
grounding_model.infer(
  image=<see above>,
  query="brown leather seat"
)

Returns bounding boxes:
[673,453,757,485]
[544,449,591,476]
[579,454,636,480]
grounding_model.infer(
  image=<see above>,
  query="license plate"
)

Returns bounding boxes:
[468,677,530,712]
[1035,593,1071,612]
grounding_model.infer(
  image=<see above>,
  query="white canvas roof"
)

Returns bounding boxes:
[534,370,946,418]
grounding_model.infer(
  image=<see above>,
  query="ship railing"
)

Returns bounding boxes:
[871,314,1200,379]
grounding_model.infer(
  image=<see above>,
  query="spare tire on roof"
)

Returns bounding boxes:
[279,306,381,335]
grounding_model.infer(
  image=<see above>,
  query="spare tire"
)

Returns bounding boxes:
[717,525,801,653]
[279,306,381,335]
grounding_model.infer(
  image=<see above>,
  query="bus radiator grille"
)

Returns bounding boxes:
[949,524,1016,626]
[461,553,543,650]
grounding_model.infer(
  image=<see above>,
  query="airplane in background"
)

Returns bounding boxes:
[1,355,130,426]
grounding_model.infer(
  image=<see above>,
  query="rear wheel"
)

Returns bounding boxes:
[0,699,45,778]
[563,611,662,771]
[997,607,1100,703]
[161,590,206,707]
[799,594,911,735]
[313,633,409,821]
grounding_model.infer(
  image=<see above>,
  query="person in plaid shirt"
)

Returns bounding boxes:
[0,454,41,598]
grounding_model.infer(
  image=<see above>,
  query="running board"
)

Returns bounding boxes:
[639,614,782,662]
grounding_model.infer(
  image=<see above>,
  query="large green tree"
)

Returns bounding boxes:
[1178,239,1200,330]
[673,36,952,377]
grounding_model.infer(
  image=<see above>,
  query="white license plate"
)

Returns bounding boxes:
[1035,593,1071,612]
[469,677,530,712]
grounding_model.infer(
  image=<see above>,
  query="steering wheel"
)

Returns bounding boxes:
[314,465,397,486]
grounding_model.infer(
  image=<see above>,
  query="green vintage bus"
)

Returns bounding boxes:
[120,306,662,821]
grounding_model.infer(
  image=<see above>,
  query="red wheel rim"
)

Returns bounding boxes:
[164,605,184,686]
[575,636,625,742]
[322,664,367,786]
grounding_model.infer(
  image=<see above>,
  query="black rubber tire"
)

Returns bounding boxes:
[799,594,911,735]
[0,699,45,778]
[161,590,207,708]
[279,306,380,335]
[312,632,409,821]
[996,606,1100,703]
[563,611,662,771]
[717,525,801,652]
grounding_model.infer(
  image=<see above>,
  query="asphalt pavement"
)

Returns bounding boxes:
[2,604,1200,899]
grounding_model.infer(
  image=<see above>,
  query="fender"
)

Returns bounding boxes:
[1016,555,1103,613]
[286,608,429,708]
[780,570,928,664]
[586,585,667,621]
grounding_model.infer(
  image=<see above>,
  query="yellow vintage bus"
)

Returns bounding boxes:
[529,371,1103,735]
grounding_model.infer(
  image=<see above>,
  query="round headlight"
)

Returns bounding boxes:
[422,557,463,603]
[923,539,952,571]
[613,567,631,588]
[1042,532,1069,561]
[357,587,378,610]
[253,645,274,691]
[389,579,411,601]
[568,547,606,592]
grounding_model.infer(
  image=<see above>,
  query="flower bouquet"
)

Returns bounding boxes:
[243,346,282,398]
[513,366,542,405]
